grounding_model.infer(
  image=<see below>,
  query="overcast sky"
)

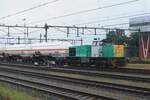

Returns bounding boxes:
[0,0,149,44]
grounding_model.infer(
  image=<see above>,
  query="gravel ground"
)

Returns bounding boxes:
[126,64,150,69]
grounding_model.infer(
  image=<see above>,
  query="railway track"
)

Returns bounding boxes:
[1,62,150,82]
[1,62,150,74]
[0,75,104,100]
[0,63,149,99]
[0,68,109,100]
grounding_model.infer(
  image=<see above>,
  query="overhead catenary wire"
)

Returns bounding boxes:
[0,29,8,34]
[28,0,140,25]
[101,23,129,27]
[0,0,60,20]
[49,23,130,37]
[0,24,135,34]
[0,23,134,44]
[28,29,43,34]
[98,23,130,29]
[74,12,150,26]
[0,37,81,42]
[11,27,25,33]
[0,23,138,44]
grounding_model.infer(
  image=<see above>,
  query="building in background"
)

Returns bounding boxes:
[130,15,150,58]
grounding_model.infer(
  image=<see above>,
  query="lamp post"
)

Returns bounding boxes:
[22,18,26,44]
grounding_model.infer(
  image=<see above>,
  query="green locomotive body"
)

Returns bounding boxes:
[66,43,127,67]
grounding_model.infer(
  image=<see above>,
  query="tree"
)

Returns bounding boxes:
[126,32,139,57]
[127,32,139,48]
[102,30,139,57]
[102,29,128,44]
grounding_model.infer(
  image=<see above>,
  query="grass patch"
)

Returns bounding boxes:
[0,84,40,100]
[129,57,150,62]
[142,58,150,62]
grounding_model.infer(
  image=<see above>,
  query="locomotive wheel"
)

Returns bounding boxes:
[124,59,129,66]
[111,59,117,68]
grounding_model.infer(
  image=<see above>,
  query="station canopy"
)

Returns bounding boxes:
[130,15,150,33]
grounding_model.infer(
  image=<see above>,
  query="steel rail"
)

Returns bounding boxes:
[1,62,150,75]
[0,72,109,100]
[0,65,149,99]
[0,63,150,82]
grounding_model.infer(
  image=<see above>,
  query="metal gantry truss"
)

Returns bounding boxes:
[0,24,137,44]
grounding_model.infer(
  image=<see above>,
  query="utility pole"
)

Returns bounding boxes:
[77,28,79,37]
[67,27,69,37]
[7,26,10,44]
[27,27,29,38]
[44,24,49,42]
[82,27,84,35]
[22,18,26,44]
[138,28,141,60]
[40,33,42,43]
[94,28,97,35]
[8,26,10,37]
[29,38,31,44]
[18,36,20,44]
[81,38,83,45]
